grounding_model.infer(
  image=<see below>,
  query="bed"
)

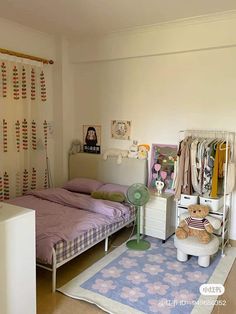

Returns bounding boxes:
[6,153,148,292]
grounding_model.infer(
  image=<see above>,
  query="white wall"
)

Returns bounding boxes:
[53,38,75,185]
[0,18,55,60]
[70,11,236,63]
[71,12,236,239]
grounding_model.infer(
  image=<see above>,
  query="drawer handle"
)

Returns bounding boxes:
[183,196,191,200]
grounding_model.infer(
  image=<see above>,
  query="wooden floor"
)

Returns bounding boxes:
[37,229,236,314]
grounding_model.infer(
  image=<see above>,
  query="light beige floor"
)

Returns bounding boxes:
[37,229,236,314]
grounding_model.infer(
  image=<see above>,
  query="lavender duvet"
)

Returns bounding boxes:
[6,188,131,264]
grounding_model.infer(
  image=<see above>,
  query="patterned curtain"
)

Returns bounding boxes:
[0,59,49,200]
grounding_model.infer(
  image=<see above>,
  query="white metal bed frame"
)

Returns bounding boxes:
[36,153,148,292]
[36,216,135,292]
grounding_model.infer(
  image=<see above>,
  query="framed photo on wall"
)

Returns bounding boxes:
[83,125,101,154]
[111,120,131,140]
[148,144,177,193]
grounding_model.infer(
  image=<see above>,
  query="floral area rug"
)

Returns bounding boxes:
[58,237,236,314]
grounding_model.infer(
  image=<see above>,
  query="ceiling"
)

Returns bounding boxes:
[0,0,236,39]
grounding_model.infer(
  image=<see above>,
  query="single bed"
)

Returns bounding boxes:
[6,153,148,292]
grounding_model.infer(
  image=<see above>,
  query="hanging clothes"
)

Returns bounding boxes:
[211,143,230,198]
[174,133,232,199]
[174,137,193,200]
[202,139,216,197]
[174,140,187,200]
[182,137,193,196]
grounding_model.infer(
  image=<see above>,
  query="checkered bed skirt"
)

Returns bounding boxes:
[54,206,135,264]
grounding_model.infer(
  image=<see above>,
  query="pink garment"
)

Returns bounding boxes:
[182,137,193,195]
[175,138,193,200]
[174,140,187,200]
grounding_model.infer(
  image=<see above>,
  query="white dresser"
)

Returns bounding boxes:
[0,202,36,314]
[140,192,176,241]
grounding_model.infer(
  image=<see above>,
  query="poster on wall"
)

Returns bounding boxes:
[83,125,101,154]
[148,144,177,193]
[111,120,131,140]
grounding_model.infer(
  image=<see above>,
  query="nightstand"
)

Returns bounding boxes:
[0,202,36,314]
[140,191,176,242]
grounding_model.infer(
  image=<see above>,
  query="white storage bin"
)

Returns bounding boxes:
[180,194,198,206]
[178,207,188,216]
[213,228,222,236]
[199,196,224,212]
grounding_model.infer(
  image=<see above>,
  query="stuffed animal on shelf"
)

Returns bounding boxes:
[175,204,215,244]
[128,140,139,158]
[137,144,150,160]
[103,148,129,164]
[69,139,81,155]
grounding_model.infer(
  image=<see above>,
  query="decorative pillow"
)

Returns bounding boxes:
[96,183,129,195]
[63,178,104,194]
[91,191,125,203]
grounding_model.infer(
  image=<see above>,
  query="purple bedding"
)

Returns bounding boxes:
[7,188,131,264]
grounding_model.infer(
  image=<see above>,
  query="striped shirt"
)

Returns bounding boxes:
[185,217,210,230]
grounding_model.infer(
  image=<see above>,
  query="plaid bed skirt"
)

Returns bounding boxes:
[53,207,135,265]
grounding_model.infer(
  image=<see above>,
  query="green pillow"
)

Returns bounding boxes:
[91,191,125,203]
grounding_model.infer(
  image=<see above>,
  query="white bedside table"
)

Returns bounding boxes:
[0,202,36,314]
[140,191,176,242]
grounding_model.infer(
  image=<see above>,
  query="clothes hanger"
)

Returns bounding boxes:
[218,132,227,151]
[213,136,225,150]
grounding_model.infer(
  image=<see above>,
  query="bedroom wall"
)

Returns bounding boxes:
[0,18,74,186]
[70,12,236,239]
[53,37,75,185]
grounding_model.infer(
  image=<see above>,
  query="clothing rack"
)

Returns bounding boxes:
[179,129,235,154]
[178,129,235,256]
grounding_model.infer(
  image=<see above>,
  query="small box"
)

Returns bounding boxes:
[178,206,188,214]
[180,194,198,206]
[199,196,224,212]
[213,227,222,236]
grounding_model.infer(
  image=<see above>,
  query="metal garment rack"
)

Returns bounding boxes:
[178,129,235,256]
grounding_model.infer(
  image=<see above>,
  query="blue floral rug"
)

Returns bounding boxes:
[58,237,236,314]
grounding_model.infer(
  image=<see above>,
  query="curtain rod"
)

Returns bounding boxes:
[0,48,54,64]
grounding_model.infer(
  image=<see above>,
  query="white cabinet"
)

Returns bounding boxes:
[0,202,36,314]
[140,192,176,241]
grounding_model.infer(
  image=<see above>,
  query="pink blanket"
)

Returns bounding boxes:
[7,188,131,264]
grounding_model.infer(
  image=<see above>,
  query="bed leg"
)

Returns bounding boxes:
[52,249,57,293]
[105,237,109,252]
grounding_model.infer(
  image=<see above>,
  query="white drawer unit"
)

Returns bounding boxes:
[140,192,176,241]
[0,202,36,314]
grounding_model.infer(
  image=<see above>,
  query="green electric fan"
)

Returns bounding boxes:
[126,183,151,250]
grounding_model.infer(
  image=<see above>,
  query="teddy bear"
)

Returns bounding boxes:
[175,204,214,244]
[128,140,139,158]
[69,139,81,155]
[137,144,150,160]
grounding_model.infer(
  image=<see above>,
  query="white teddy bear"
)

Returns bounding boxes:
[69,139,81,155]
[128,140,139,158]
[103,148,129,164]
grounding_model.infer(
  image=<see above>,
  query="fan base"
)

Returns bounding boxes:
[126,239,150,251]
